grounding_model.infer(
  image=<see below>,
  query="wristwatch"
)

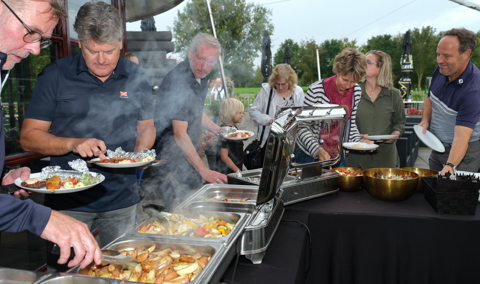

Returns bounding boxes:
[444,162,456,170]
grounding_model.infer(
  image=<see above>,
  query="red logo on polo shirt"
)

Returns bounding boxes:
[120,91,128,98]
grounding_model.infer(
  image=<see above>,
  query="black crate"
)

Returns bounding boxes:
[422,176,479,215]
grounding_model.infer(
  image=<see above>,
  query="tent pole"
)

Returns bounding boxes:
[205,0,229,97]
[316,49,321,80]
[448,0,480,11]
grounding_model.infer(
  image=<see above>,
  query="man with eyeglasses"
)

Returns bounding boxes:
[19,1,154,270]
[140,33,227,210]
[0,0,101,269]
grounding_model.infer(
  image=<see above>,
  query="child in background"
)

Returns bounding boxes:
[217,98,245,174]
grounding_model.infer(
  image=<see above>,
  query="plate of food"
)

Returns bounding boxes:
[89,156,154,168]
[343,142,379,150]
[224,130,254,140]
[14,172,104,194]
[365,134,398,141]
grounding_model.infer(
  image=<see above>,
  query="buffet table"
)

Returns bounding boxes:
[223,190,480,284]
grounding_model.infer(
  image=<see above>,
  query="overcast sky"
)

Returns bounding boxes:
[126,0,480,66]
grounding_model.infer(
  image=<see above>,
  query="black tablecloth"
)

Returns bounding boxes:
[221,210,310,284]
[286,190,480,284]
[221,190,480,284]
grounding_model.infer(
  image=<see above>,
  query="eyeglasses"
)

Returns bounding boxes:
[2,0,52,49]
[275,82,288,88]
[367,61,379,67]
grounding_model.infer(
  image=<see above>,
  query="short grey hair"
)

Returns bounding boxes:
[73,1,123,44]
[190,33,221,55]
[13,0,67,20]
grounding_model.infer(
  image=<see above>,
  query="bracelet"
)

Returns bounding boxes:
[444,162,456,170]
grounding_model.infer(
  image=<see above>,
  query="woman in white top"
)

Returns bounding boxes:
[249,64,305,148]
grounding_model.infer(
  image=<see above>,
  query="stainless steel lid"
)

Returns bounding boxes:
[256,105,347,205]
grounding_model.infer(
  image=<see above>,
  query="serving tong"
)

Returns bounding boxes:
[101,249,138,269]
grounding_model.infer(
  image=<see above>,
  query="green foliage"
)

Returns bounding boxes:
[206,98,222,117]
[411,27,441,89]
[172,0,274,83]
[410,89,427,102]
[251,66,264,87]
[273,39,301,70]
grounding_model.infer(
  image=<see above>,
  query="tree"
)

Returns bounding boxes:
[316,38,358,81]
[470,32,480,68]
[172,0,273,67]
[251,66,264,87]
[295,39,321,86]
[273,39,301,68]
[411,26,440,89]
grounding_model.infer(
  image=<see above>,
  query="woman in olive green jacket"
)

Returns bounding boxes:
[345,50,406,169]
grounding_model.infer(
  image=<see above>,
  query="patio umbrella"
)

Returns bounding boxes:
[284,46,291,64]
[399,30,413,101]
[261,30,272,83]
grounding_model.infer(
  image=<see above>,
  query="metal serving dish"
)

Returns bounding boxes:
[228,168,339,205]
[195,185,258,204]
[0,268,38,283]
[40,275,110,284]
[67,238,228,284]
[129,210,248,245]
[402,167,438,192]
[364,168,419,201]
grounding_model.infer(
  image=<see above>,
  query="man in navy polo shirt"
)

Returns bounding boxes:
[419,28,480,175]
[0,0,101,268]
[20,1,155,251]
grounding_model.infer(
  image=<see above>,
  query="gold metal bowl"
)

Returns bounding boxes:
[401,167,438,192]
[363,168,419,201]
[333,167,364,192]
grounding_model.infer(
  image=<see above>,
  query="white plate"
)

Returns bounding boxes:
[365,134,398,141]
[313,104,339,108]
[89,158,153,168]
[413,125,445,153]
[224,130,254,141]
[343,142,379,150]
[14,173,104,194]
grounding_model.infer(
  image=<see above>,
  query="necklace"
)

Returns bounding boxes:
[366,86,379,100]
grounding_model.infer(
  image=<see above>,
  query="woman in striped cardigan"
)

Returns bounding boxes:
[296,48,371,167]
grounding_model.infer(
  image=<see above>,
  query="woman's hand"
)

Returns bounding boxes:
[317,149,331,161]
[269,119,273,124]
[384,131,400,143]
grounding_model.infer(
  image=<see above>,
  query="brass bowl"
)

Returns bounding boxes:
[363,168,419,201]
[401,167,438,192]
[333,167,364,192]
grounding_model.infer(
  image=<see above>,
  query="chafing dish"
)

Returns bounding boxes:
[0,268,50,284]
[127,210,248,245]
[66,238,229,284]
[228,168,339,205]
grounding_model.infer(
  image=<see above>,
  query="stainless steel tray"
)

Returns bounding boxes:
[0,268,49,284]
[178,184,259,214]
[227,168,297,186]
[282,169,339,205]
[178,184,285,264]
[127,211,248,246]
[67,238,228,284]
[228,168,339,205]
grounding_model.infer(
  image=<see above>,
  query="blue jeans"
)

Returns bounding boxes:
[213,116,218,124]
